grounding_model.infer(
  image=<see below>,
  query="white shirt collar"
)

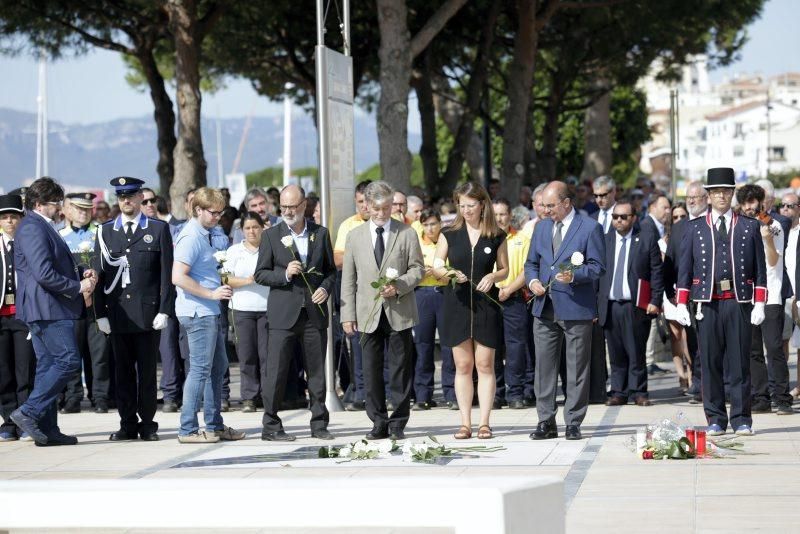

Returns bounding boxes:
[559,207,575,227]
[121,211,142,227]
[32,210,54,224]
[287,221,309,238]
[650,215,665,236]
[615,229,633,242]
[370,218,392,234]
[711,208,733,225]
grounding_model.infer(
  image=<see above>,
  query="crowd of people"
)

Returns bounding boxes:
[1,168,797,446]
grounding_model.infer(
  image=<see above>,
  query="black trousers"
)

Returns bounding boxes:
[588,321,609,403]
[0,315,35,435]
[697,299,752,430]
[261,308,329,432]
[233,310,268,402]
[159,316,184,403]
[604,301,650,400]
[361,311,413,432]
[63,317,111,405]
[751,302,791,405]
[112,330,159,435]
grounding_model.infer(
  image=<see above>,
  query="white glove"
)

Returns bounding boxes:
[675,304,691,327]
[97,318,111,335]
[152,313,169,331]
[750,302,765,326]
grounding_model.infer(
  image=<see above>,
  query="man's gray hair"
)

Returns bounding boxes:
[365,181,394,205]
[593,175,616,191]
[244,187,268,205]
[511,205,530,230]
[754,179,775,199]
[407,195,423,207]
[532,182,548,196]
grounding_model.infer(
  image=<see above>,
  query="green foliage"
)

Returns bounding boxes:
[122,47,225,94]
[358,156,425,189]
[767,169,800,189]
[246,166,320,190]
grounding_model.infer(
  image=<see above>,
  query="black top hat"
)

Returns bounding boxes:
[704,168,736,189]
[0,194,24,214]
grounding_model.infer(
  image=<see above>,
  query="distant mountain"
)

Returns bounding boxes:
[0,107,420,192]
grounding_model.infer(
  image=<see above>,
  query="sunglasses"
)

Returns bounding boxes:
[594,192,611,199]
[141,198,157,205]
[780,204,798,210]
[611,214,632,220]
[673,214,687,221]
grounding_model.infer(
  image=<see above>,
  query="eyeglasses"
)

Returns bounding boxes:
[203,208,224,218]
[141,198,157,205]
[594,192,611,199]
[279,199,306,212]
[780,204,798,210]
[611,214,632,220]
[45,201,63,207]
[392,202,407,207]
[673,214,687,221]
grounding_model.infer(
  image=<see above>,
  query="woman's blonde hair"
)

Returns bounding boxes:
[191,187,225,216]
[449,181,501,237]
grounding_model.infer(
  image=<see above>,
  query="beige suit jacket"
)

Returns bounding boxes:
[340,220,424,333]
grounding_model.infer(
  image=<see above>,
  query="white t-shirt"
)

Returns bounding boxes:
[763,220,784,306]
[786,226,799,295]
[226,242,269,312]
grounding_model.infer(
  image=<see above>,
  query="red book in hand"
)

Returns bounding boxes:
[636,279,651,310]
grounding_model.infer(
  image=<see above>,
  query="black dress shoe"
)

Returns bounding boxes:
[36,432,78,447]
[492,399,504,410]
[140,432,160,441]
[412,402,431,411]
[10,409,47,444]
[365,427,389,440]
[311,429,334,440]
[389,429,405,440]
[446,401,459,410]
[59,403,81,414]
[565,425,582,440]
[751,400,772,413]
[221,399,230,412]
[344,401,366,412]
[530,420,558,440]
[109,430,139,441]
[94,402,109,414]
[261,430,296,441]
[508,399,526,410]
[162,401,179,413]
[523,397,536,407]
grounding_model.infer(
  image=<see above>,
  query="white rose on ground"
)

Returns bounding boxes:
[78,241,92,253]
[338,445,352,458]
[281,235,294,248]
[213,251,227,264]
[570,251,584,267]
[385,267,399,279]
[377,441,393,455]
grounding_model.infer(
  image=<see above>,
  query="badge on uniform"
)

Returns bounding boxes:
[144,234,153,244]
[720,280,732,291]
[4,295,13,305]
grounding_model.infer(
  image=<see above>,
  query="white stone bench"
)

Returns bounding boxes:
[0,476,563,533]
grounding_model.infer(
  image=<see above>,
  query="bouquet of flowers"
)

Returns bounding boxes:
[401,436,505,464]
[280,235,326,316]
[629,415,755,460]
[318,439,397,463]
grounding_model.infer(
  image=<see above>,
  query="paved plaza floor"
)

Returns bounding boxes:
[2,362,800,533]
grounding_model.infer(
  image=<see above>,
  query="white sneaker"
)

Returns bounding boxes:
[734,425,754,436]
[178,431,220,444]
[212,425,245,441]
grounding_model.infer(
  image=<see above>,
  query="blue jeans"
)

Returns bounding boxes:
[22,320,82,434]
[178,314,228,435]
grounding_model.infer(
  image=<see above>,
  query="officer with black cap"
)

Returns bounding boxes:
[7,188,28,206]
[675,167,767,437]
[0,194,35,441]
[59,192,112,414]
[94,177,174,441]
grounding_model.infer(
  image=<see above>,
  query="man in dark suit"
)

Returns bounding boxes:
[525,181,606,441]
[638,193,671,240]
[590,175,617,235]
[11,177,97,446]
[598,201,663,406]
[254,184,337,441]
[94,177,174,442]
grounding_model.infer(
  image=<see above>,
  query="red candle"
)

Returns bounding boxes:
[685,428,696,447]
[695,428,707,456]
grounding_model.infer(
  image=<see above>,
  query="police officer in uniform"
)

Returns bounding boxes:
[675,168,767,437]
[94,177,174,441]
[59,192,112,413]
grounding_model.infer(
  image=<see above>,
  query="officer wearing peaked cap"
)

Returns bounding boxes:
[59,192,112,414]
[94,177,174,441]
[675,168,767,437]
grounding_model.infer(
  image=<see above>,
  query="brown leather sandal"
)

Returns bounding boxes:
[477,425,493,439]
[454,425,472,439]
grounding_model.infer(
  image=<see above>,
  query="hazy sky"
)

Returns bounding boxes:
[0,0,797,127]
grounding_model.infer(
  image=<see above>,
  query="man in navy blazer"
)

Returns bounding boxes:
[525,181,605,441]
[598,201,663,406]
[10,177,97,446]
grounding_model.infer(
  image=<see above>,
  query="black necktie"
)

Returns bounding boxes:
[125,221,134,238]
[718,215,728,241]
[374,226,385,268]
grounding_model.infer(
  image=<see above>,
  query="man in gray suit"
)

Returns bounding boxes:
[340,181,424,441]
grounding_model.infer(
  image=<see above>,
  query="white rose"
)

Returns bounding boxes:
[281,235,294,248]
[338,445,352,458]
[385,267,399,279]
[570,251,584,267]
[432,258,445,269]
[78,241,92,253]
[377,441,393,454]
[353,441,368,454]
[401,443,414,455]
[213,251,227,263]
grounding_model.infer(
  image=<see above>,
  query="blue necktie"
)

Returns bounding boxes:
[612,236,627,300]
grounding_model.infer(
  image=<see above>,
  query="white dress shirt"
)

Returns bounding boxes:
[711,208,733,231]
[370,218,392,250]
[597,204,615,233]
[226,242,269,312]
[786,225,799,295]
[610,230,632,301]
